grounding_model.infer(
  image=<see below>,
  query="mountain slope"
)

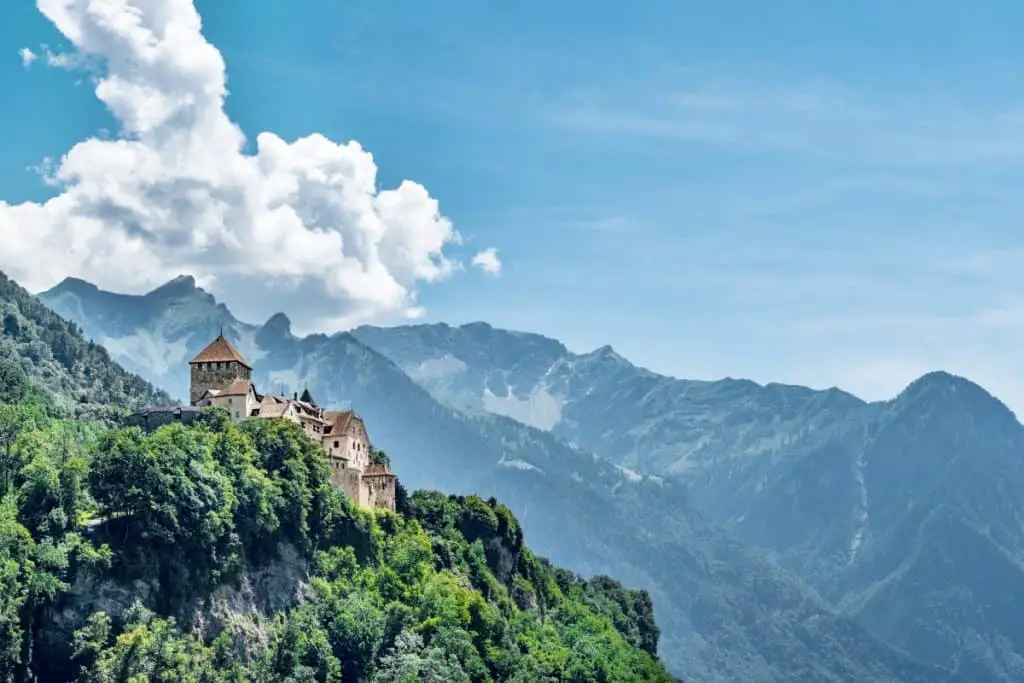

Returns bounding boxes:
[346,321,1024,681]
[36,275,973,682]
[2,395,674,681]
[0,271,169,414]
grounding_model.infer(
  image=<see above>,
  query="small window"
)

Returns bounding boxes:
[334,440,340,448]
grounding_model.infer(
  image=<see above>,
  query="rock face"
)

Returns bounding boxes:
[37,275,985,683]
[39,543,309,674]
[195,543,310,650]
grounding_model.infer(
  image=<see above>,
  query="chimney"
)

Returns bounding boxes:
[293,392,297,401]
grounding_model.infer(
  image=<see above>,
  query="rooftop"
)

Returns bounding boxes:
[202,378,253,398]
[190,334,251,368]
[364,463,394,477]
[324,410,355,435]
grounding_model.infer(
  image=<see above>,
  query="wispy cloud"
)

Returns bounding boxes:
[542,76,1024,168]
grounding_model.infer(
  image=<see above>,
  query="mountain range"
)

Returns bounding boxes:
[37,273,1024,682]
[349,321,1024,682]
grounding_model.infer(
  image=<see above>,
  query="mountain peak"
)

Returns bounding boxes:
[255,311,293,349]
[895,369,1018,424]
[43,276,99,297]
[901,370,980,397]
[587,344,625,362]
[145,274,199,299]
[263,311,292,334]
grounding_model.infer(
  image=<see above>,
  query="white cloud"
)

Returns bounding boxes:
[0,0,498,332]
[19,48,37,68]
[471,247,502,276]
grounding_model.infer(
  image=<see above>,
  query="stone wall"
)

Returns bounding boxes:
[361,474,396,512]
[330,465,362,507]
[189,361,250,404]
[126,407,201,431]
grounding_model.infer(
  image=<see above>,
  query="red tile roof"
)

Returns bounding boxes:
[189,335,251,368]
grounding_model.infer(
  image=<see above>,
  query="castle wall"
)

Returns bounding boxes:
[361,475,396,512]
[204,390,257,422]
[189,361,250,405]
[298,415,324,442]
[323,421,371,471]
[126,407,201,431]
[329,461,363,506]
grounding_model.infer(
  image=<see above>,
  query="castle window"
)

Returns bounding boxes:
[334,440,339,448]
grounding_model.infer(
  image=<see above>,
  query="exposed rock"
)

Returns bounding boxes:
[39,544,310,669]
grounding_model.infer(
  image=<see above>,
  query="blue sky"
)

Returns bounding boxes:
[2,0,1024,411]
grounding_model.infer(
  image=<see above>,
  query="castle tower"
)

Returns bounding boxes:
[188,333,253,405]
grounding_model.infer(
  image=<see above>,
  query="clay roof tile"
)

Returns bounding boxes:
[189,335,251,368]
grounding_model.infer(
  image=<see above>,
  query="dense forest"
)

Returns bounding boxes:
[0,272,673,682]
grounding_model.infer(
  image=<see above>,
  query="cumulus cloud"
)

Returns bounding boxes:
[0,0,498,331]
[19,48,37,68]
[472,248,502,276]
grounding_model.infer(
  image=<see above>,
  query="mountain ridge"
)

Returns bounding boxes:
[343,316,1024,681]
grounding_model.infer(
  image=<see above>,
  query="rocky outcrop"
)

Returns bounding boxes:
[38,543,310,674]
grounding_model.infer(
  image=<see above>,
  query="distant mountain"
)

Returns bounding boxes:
[348,321,1024,681]
[0,272,168,414]
[37,275,972,683]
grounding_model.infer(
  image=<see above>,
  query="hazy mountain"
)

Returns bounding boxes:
[35,275,975,683]
[347,321,1024,681]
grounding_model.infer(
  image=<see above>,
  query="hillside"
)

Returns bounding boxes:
[0,271,169,417]
[38,274,979,682]
[0,397,673,681]
[346,321,1024,681]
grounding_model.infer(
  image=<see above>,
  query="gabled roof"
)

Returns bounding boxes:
[323,410,353,435]
[293,401,328,424]
[256,398,292,419]
[190,334,251,368]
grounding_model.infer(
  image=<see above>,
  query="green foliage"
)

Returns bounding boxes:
[369,448,390,468]
[0,402,672,682]
[0,271,169,419]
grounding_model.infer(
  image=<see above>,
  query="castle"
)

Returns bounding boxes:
[134,333,397,512]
